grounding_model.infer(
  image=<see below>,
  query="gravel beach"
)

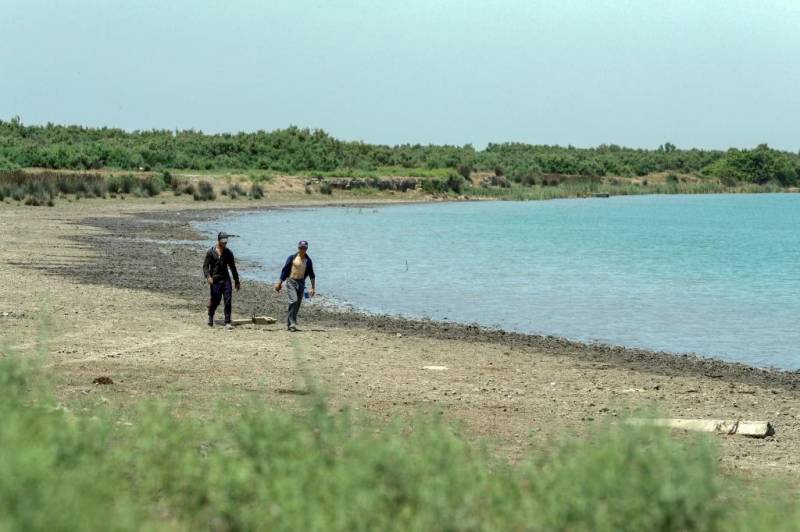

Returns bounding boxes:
[3,196,800,475]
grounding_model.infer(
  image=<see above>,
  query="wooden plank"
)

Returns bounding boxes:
[230,316,277,326]
[628,418,773,438]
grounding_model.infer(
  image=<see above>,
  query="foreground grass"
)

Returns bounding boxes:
[2,339,798,532]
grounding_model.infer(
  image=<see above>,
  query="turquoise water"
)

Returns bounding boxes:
[198,194,800,369]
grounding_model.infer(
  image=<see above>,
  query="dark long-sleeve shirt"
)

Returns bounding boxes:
[280,254,315,282]
[203,246,239,283]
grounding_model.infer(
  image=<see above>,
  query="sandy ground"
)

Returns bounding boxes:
[2,195,800,479]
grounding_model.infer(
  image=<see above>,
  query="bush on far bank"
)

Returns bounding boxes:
[0,170,276,206]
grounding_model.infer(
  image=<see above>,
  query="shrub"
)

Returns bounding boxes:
[494,165,504,177]
[704,145,799,186]
[106,174,138,194]
[0,351,795,531]
[421,178,445,194]
[319,181,333,195]
[139,175,163,197]
[0,170,106,199]
[11,186,25,201]
[0,156,19,172]
[666,173,679,185]
[249,183,264,199]
[23,181,54,206]
[193,180,216,201]
[445,172,467,193]
[226,183,246,199]
[456,164,471,180]
[482,175,511,188]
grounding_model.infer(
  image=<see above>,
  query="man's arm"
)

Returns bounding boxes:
[279,255,294,282]
[307,258,316,296]
[227,249,240,290]
[275,255,293,291]
[203,250,213,284]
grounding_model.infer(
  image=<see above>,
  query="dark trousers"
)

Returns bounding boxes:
[285,278,304,329]
[208,278,232,324]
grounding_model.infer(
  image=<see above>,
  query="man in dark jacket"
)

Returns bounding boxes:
[203,231,240,329]
[275,240,315,331]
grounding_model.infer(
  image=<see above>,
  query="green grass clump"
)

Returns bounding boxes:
[0,170,111,205]
[0,346,796,531]
[137,175,163,197]
[222,183,246,199]
[421,172,470,195]
[106,173,138,194]
[22,182,54,206]
[193,180,216,201]
[249,183,264,199]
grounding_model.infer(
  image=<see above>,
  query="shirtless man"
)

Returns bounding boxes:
[275,240,316,331]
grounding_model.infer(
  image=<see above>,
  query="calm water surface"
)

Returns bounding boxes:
[197,194,800,369]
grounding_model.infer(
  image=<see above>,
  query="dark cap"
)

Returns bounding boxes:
[298,240,309,248]
[218,232,230,241]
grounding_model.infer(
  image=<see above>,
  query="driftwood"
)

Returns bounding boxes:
[230,316,276,326]
[628,418,773,438]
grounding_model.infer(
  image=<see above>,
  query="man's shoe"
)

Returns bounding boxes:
[207,318,214,327]
[224,323,234,330]
[288,325,297,332]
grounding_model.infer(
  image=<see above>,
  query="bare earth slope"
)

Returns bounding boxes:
[2,196,800,476]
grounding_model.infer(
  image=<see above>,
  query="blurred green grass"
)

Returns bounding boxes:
[1,334,797,531]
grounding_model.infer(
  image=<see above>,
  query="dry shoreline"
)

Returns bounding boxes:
[3,196,800,475]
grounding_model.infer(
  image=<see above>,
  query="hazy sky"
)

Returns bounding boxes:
[2,0,798,150]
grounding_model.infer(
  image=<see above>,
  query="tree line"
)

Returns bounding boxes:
[1,118,798,185]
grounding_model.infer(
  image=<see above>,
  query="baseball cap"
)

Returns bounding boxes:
[218,232,230,242]
[298,240,309,248]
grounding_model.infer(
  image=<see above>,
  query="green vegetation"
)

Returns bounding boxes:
[249,183,264,199]
[468,179,779,201]
[0,170,275,205]
[1,119,798,205]
[2,118,798,185]
[222,183,246,199]
[704,144,800,186]
[1,342,797,531]
[193,180,216,201]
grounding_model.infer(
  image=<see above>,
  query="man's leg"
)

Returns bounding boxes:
[292,282,304,328]
[208,282,222,325]
[286,279,300,330]
[222,279,233,324]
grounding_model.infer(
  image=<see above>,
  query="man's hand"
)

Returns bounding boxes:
[274,282,282,292]
[207,276,214,285]
[309,287,316,297]
[235,280,241,291]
